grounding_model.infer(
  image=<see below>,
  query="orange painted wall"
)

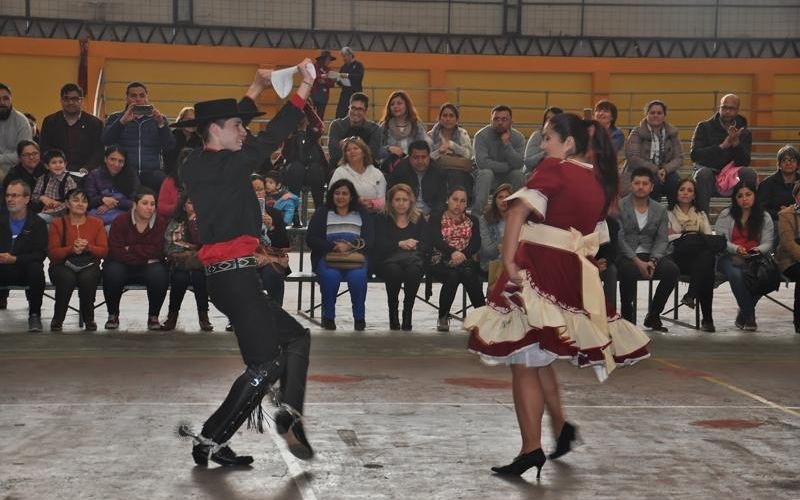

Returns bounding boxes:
[1,36,798,143]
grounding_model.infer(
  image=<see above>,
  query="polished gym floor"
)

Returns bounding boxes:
[1,276,798,500]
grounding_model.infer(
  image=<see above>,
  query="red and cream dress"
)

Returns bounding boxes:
[465,157,650,382]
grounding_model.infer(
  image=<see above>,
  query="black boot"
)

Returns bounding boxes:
[193,358,284,466]
[275,405,314,460]
[388,299,400,330]
[401,309,412,331]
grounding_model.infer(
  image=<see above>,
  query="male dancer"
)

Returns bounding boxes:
[176,60,315,466]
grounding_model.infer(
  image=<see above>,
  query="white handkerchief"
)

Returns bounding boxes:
[271,66,297,99]
[305,62,317,80]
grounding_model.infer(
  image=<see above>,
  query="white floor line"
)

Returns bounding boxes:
[267,424,318,500]
[0,402,797,410]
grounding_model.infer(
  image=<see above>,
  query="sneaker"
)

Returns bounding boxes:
[321,318,336,331]
[105,314,119,330]
[437,316,450,332]
[147,315,161,330]
[700,319,715,333]
[743,318,757,331]
[50,321,63,332]
[354,319,366,331]
[28,314,43,332]
[84,321,97,331]
[274,408,314,460]
[643,313,668,332]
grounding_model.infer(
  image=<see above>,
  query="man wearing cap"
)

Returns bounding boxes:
[176,59,316,467]
[311,50,337,120]
[334,46,365,119]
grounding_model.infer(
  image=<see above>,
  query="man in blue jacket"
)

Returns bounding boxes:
[101,82,175,193]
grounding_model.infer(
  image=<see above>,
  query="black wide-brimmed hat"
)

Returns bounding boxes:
[316,50,336,62]
[170,98,265,128]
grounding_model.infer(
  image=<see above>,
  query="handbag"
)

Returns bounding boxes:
[382,249,423,268]
[436,154,474,172]
[673,233,727,255]
[743,252,781,296]
[256,245,290,275]
[325,239,366,270]
[715,161,742,197]
[59,216,97,272]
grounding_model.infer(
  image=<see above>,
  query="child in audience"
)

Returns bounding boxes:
[32,149,78,224]
[263,170,299,227]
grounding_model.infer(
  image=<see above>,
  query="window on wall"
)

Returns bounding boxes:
[175,0,193,24]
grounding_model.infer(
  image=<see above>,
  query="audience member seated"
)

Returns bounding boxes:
[329,136,386,214]
[690,93,757,214]
[523,106,563,177]
[425,186,485,332]
[252,174,291,306]
[715,180,774,332]
[388,140,447,218]
[667,178,717,332]
[327,92,381,169]
[101,82,175,193]
[478,183,512,286]
[617,167,679,331]
[163,106,202,182]
[472,105,525,213]
[0,180,47,331]
[623,100,682,204]
[3,140,45,193]
[593,100,625,152]
[85,145,140,226]
[160,192,212,332]
[377,90,428,176]
[757,145,800,225]
[46,188,108,331]
[280,103,328,216]
[32,149,78,224]
[374,183,427,331]
[263,171,299,227]
[39,83,104,174]
[306,179,374,331]
[427,103,475,199]
[774,181,800,334]
[24,112,40,145]
[0,83,34,180]
[102,187,169,330]
[596,215,620,310]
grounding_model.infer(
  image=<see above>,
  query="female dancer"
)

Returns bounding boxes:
[465,114,650,478]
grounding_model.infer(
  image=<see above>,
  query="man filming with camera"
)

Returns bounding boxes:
[102,82,175,193]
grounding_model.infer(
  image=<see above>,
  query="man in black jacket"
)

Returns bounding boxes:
[0,180,47,331]
[389,140,447,218]
[177,60,316,467]
[39,83,105,174]
[691,93,758,213]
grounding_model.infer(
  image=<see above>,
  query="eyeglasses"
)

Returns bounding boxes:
[20,152,40,158]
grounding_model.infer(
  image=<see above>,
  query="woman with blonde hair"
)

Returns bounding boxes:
[329,136,386,213]
[374,183,427,330]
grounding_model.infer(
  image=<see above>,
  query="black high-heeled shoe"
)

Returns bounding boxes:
[549,421,579,460]
[491,448,546,479]
[192,443,254,467]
